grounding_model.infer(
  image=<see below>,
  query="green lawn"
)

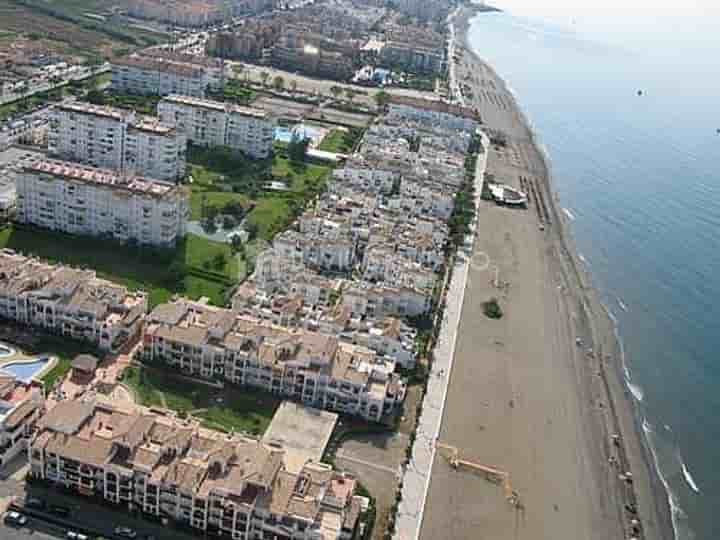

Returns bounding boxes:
[189,164,252,220]
[187,146,332,241]
[317,129,353,153]
[122,366,280,435]
[207,79,257,106]
[0,226,238,308]
[86,90,161,115]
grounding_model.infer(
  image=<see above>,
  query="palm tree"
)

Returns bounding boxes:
[329,85,342,101]
[374,89,390,110]
[273,75,285,92]
[259,70,270,87]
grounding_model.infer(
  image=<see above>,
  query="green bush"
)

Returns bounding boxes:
[483,298,503,319]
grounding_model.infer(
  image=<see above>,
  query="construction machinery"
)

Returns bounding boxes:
[436,442,520,508]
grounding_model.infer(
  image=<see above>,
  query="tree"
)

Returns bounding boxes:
[329,85,342,100]
[273,75,285,92]
[212,252,227,270]
[259,71,270,87]
[374,89,390,110]
[344,87,357,104]
[86,90,106,105]
[244,220,259,240]
[287,133,309,163]
[164,260,185,288]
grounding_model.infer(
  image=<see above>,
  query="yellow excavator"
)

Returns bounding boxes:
[436,442,520,508]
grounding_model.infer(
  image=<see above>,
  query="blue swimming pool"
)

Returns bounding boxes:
[274,124,325,144]
[1,358,50,382]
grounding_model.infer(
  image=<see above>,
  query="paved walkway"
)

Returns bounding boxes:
[393,133,488,540]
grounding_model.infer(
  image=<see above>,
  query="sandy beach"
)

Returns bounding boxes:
[418,6,674,540]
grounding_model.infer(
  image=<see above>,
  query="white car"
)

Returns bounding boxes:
[4,511,28,526]
[66,531,89,540]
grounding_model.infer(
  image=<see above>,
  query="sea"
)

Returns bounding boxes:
[466,3,720,539]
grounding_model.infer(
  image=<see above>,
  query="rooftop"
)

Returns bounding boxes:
[24,159,184,199]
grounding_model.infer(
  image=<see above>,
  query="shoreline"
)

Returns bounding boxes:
[451,6,674,540]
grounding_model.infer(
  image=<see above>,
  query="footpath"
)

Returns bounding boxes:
[392,132,488,540]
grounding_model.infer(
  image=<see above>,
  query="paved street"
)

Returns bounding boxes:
[0,481,206,540]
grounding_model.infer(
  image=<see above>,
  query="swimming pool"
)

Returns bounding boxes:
[274,124,325,144]
[1,358,50,382]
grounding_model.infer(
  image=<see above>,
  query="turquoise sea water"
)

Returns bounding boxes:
[467,8,720,540]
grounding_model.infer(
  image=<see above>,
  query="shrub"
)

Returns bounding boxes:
[483,298,503,319]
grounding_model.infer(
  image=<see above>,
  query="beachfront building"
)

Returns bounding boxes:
[111,56,217,98]
[0,250,147,352]
[0,370,44,469]
[49,101,187,182]
[340,282,431,319]
[15,159,189,247]
[386,95,480,132]
[158,95,274,159]
[140,300,406,422]
[29,396,363,539]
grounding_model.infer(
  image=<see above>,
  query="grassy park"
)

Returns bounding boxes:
[188,144,332,241]
[0,225,238,308]
[317,127,363,154]
[122,365,280,435]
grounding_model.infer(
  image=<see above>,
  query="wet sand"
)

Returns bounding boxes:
[418,6,673,540]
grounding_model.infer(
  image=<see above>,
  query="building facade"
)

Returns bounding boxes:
[158,95,274,159]
[15,160,189,247]
[0,372,44,469]
[111,56,216,98]
[29,397,362,540]
[140,300,406,422]
[0,250,147,352]
[49,101,187,183]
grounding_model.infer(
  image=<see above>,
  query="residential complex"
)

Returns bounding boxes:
[0,370,43,469]
[158,94,275,159]
[15,159,189,247]
[49,101,187,182]
[29,396,363,540]
[111,54,225,98]
[140,299,406,422]
[0,250,147,352]
[233,95,482,380]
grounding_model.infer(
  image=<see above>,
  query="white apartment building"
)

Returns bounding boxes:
[141,300,406,422]
[341,283,431,319]
[158,95,274,159]
[15,160,189,247]
[0,371,44,469]
[124,118,187,182]
[49,101,186,182]
[29,397,363,540]
[111,56,214,98]
[0,250,147,352]
[386,95,480,132]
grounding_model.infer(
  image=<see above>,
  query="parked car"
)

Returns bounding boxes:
[50,505,71,517]
[25,497,45,509]
[114,526,138,539]
[4,511,28,526]
[66,531,88,540]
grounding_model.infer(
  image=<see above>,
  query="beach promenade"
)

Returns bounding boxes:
[392,133,488,540]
